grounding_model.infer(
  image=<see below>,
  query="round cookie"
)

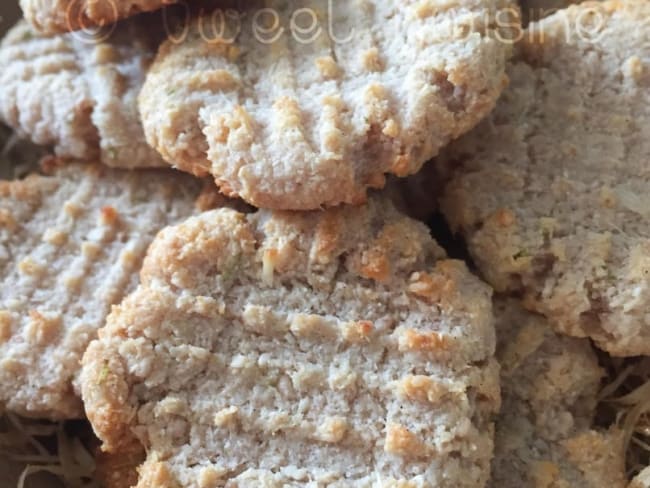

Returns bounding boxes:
[0,162,204,419]
[140,0,517,210]
[0,16,166,168]
[19,0,181,34]
[81,196,499,487]
[491,298,627,488]
[440,0,650,355]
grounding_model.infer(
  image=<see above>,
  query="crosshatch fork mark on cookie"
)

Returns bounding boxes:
[140,0,517,209]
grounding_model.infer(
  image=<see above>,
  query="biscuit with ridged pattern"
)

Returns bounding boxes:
[20,0,181,34]
[440,0,650,355]
[0,162,203,418]
[0,16,165,168]
[81,196,499,487]
[491,298,627,488]
[140,0,517,209]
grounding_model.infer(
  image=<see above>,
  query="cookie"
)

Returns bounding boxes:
[0,16,166,169]
[81,196,499,487]
[20,0,180,34]
[0,162,205,419]
[440,0,650,355]
[491,298,627,488]
[140,0,516,210]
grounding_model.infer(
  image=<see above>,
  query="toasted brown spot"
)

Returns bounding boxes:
[384,424,428,458]
[341,320,373,343]
[397,375,449,404]
[311,211,343,262]
[531,461,561,487]
[25,310,62,345]
[120,249,138,268]
[262,248,278,284]
[94,44,119,63]
[0,311,13,343]
[361,47,384,72]
[600,187,617,208]
[100,206,119,226]
[315,56,341,79]
[391,154,410,176]
[322,94,345,110]
[623,55,644,82]
[399,329,450,353]
[138,461,179,488]
[187,69,240,92]
[64,200,83,217]
[364,84,391,121]
[290,314,337,340]
[207,105,256,153]
[0,209,17,230]
[242,305,287,336]
[383,119,400,138]
[1,358,24,374]
[359,248,391,283]
[64,274,83,292]
[494,208,516,227]
[408,271,455,303]
[42,228,67,246]
[198,467,228,488]
[18,257,44,277]
[82,242,102,259]
[214,406,239,428]
[414,0,461,18]
[274,96,303,129]
[314,417,348,443]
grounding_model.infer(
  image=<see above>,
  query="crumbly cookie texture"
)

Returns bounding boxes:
[440,0,650,355]
[81,197,499,487]
[0,17,166,168]
[491,298,627,488]
[19,0,180,34]
[0,162,203,419]
[140,0,516,210]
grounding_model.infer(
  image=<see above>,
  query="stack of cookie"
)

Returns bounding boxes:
[0,0,648,487]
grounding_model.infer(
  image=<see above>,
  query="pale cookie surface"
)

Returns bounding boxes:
[491,298,627,488]
[0,16,165,168]
[81,197,499,487]
[20,0,181,34]
[0,163,202,419]
[440,1,650,355]
[140,0,515,209]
